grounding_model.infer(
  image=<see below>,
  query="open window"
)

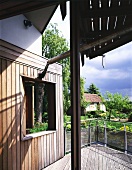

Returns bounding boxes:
[21,76,56,136]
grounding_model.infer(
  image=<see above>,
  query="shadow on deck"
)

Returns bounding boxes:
[43,144,132,170]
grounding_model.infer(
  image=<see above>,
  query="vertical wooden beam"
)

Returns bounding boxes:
[70,1,81,170]
[47,83,56,130]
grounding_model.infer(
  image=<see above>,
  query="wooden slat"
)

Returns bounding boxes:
[44,135,47,167]
[38,138,42,170]
[2,59,8,170]
[46,135,50,166]
[0,58,3,169]
[35,138,39,170]
[28,140,32,170]
[24,141,29,170]
[31,139,35,170]
[21,142,25,170]
[7,60,12,170]
[11,62,17,170]
[16,63,21,170]
[41,136,44,169]
[49,134,52,164]
[56,74,59,159]
[60,75,64,157]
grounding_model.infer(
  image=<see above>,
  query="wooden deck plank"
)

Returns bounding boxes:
[43,145,132,170]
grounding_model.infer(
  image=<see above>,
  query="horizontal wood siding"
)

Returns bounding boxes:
[0,40,64,170]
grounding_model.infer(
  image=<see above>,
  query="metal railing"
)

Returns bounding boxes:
[64,119,132,155]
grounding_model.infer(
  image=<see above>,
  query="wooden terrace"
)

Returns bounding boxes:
[44,144,132,170]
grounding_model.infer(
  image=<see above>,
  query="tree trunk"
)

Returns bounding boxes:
[35,83,45,123]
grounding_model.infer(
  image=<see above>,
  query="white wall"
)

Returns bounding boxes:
[100,104,106,112]
[86,103,106,112]
[0,15,42,56]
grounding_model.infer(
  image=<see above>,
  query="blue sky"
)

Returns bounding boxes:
[49,3,132,100]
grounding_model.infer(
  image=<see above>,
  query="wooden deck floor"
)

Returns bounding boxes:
[43,144,132,170]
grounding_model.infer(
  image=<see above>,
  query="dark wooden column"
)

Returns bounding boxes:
[70,1,81,170]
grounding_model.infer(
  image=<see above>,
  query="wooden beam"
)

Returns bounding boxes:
[88,33,132,58]
[80,6,132,18]
[47,25,132,64]
[70,1,81,170]
[0,0,62,20]
[38,25,132,79]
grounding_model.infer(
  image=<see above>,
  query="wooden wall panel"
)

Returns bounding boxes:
[16,63,21,170]
[0,58,3,169]
[2,59,8,170]
[28,140,32,170]
[11,62,17,170]
[0,40,64,170]
[7,61,12,170]
[31,139,35,170]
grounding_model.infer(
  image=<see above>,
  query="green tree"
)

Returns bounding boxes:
[80,77,89,108]
[104,92,132,119]
[42,23,87,114]
[87,83,101,96]
[42,23,70,113]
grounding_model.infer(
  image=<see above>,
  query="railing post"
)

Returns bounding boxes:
[104,121,107,147]
[96,120,98,143]
[124,124,127,154]
[64,127,66,155]
[88,123,91,146]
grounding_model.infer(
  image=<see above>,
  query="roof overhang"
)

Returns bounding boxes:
[24,5,58,34]
[0,0,132,59]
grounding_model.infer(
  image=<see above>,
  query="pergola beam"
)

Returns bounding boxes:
[38,25,132,79]
[80,6,132,18]
[48,25,132,64]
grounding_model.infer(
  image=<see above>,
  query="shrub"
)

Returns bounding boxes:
[99,113,107,119]
[128,112,132,121]
[120,126,129,131]
[42,112,48,123]
[66,124,71,131]
[29,122,48,133]
[119,113,128,119]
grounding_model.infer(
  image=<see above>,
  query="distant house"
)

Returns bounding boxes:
[84,93,106,112]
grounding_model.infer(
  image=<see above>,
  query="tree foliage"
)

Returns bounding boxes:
[42,24,87,113]
[42,24,70,113]
[105,92,132,116]
[86,83,101,96]
[80,78,89,108]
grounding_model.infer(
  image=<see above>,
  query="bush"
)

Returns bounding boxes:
[120,126,129,131]
[128,112,132,121]
[119,113,128,119]
[66,124,71,131]
[42,112,48,123]
[29,122,48,133]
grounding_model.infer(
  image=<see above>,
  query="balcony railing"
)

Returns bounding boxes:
[64,119,132,155]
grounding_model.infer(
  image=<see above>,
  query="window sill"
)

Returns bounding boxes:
[22,130,56,141]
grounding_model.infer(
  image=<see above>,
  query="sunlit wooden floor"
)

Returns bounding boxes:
[43,144,132,170]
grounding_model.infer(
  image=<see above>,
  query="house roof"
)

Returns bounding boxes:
[84,93,102,103]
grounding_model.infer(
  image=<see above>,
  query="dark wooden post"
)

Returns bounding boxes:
[104,121,107,147]
[124,124,127,154]
[70,1,81,170]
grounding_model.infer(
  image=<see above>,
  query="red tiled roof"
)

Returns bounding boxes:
[84,93,102,103]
